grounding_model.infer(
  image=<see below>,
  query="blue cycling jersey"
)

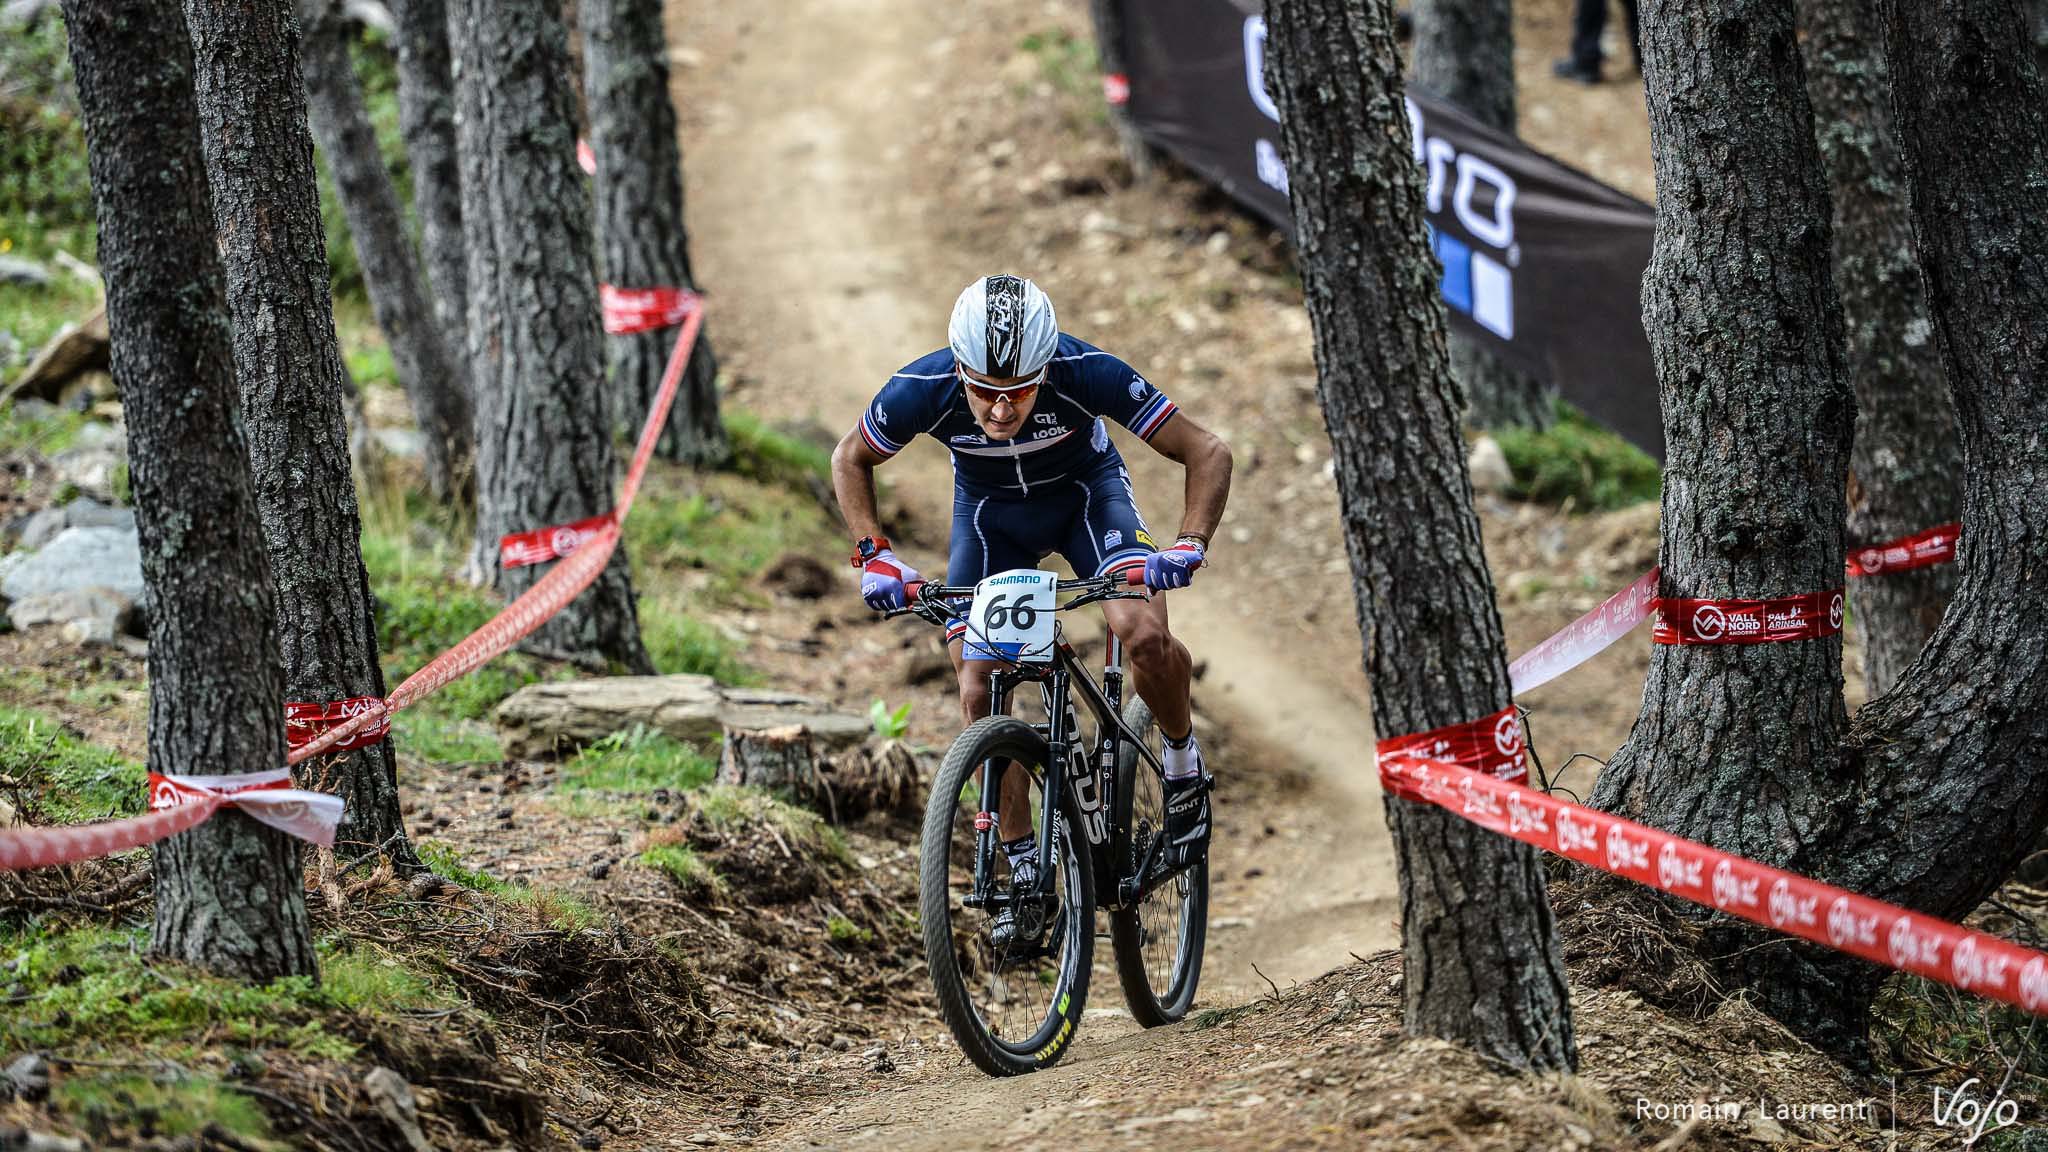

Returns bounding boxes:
[858,334,1177,496]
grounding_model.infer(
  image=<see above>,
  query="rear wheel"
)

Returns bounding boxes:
[920,716,1093,1076]
[1108,698,1208,1026]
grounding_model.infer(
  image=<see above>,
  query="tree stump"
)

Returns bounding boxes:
[719,726,922,824]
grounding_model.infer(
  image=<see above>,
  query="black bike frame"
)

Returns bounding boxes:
[971,626,1170,915]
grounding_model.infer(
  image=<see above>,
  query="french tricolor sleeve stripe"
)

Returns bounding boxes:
[1132,395,1177,440]
[860,411,904,457]
[1100,550,1149,577]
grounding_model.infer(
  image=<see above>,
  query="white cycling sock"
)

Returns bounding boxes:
[1163,729,1202,781]
[1003,835,1037,883]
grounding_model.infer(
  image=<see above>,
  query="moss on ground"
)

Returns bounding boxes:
[0,705,144,824]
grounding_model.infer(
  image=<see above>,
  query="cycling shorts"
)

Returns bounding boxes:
[944,462,1156,646]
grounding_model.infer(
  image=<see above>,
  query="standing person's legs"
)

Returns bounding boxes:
[1555,0,1608,81]
[1621,0,1641,73]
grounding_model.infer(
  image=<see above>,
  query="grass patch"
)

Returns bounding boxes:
[334,294,398,391]
[0,398,90,459]
[0,705,144,823]
[1493,400,1662,512]
[639,841,721,895]
[54,1072,274,1146]
[1018,28,1105,128]
[694,784,853,868]
[0,925,449,1060]
[825,914,872,947]
[642,599,751,682]
[723,410,832,493]
[561,724,718,793]
[416,840,602,932]
[626,468,832,608]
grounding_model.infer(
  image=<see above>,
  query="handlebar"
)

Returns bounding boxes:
[889,569,1150,626]
[902,568,1145,603]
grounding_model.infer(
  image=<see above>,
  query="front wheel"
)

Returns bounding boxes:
[1109,698,1209,1026]
[920,716,1094,1076]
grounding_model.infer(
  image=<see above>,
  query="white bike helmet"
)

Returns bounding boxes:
[949,275,1059,380]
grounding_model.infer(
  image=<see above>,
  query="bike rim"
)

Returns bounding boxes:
[943,759,1085,1055]
[1131,766,1198,1005]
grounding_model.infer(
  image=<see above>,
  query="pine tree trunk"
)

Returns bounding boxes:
[1588,0,1859,1050]
[62,0,317,980]
[1263,0,1574,1072]
[1409,0,1554,432]
[454,0,654,672]
[301,0,474,502]
[581,0,727,467]
[1797,0,1960,698]
[390,0,468,355]
[1583,0,2048,1058]
[1086,0,1153,179]
[182,0,418,866]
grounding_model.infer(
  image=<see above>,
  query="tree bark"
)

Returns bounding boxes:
[454,0,654,672]
[182,0,418,866]
[1263,0,1575,1072]
[1797,0,1960,698]
[581,0,727,466]
[301,0,474,502]
[389,0,468,358]
[1086,0,1153,179]
[1588,0,1858,1049]
[1593,0,2048,1058]
[1409,0,1554,432]
[62,0,316,980]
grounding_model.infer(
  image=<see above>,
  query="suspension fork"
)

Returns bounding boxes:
[969,671,1016,909]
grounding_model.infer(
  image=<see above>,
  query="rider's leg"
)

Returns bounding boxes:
[951,638,1034,845]
[1099,594,1193,741]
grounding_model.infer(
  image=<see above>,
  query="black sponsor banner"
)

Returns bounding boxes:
[1114,0,1664,460]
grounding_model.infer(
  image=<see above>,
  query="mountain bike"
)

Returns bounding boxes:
[888,570,1210,1076]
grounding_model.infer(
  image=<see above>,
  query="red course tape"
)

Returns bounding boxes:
[1102,73,1131,106]
[1847,522,1960,578]
[1382,753,2048,1017]
[1375,703,1528,787]
[601,283,702,335]
[500,513,613,570]
[1652,588,1844,646]
[576,138,597,176]
[285,696,391,752]
[2,297,707,870]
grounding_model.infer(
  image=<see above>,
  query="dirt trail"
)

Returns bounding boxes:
[673,0,1399,1135]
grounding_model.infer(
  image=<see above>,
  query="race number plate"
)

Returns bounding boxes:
[966,569,1058,662]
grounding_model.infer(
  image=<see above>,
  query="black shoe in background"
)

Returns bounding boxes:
[1552,56,1603,84]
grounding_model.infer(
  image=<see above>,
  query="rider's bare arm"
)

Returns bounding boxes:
[830,428,891,544]
[1142,413,1233,547]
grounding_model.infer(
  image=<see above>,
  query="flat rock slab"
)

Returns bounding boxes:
[494,674,869,759]
[0,525,143,604]
[7,584,136,642]
[11,497,134,551]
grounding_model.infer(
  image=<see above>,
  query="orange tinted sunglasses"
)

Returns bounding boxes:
[957,365,1046,405]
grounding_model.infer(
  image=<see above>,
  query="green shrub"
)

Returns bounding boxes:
[1493,401,1662,512]
[870,699,911,740]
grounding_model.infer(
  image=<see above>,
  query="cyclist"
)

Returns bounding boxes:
[831,275,1233,935]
